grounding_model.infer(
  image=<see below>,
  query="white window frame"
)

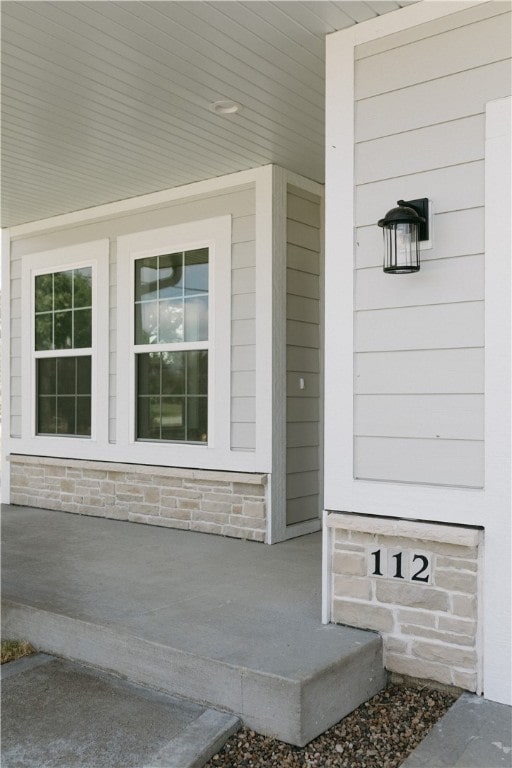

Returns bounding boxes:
[20,239,110,454]
[116,216,232,469]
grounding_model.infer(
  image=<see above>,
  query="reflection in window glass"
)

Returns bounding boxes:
[134,249,209,444]
[34,268,92,350]
[136,351,207,443]
[37,356,91,436]
[134,249,208,345]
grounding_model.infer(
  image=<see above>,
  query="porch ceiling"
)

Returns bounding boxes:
[1,0,414,228]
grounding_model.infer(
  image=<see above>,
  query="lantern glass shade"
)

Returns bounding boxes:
[378,199,428,274]
[383,220,420,273]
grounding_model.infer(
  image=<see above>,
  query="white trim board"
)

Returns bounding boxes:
[9,167,271,240]
[1,229,12,503]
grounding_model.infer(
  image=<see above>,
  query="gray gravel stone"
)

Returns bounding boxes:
[206,685,457,768]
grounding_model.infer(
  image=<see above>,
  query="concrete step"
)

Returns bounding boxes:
[2,505,386,746]
[3,598,385,746]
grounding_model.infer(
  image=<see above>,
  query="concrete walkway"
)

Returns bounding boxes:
[1,653,239,768]
[402,692,512,767]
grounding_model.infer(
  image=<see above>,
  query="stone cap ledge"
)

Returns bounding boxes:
[8,454,267,485]
[325,511,482,548]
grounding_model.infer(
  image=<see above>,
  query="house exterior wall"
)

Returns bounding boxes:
[4,171,273,540]
[4,165,325,543]
[324,1,511,705]
[352,2,510,488]
[9,455,267,541]
[9,183,257,451]
[286,185,322,525]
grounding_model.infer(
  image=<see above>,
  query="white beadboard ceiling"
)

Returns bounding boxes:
[1,0,414,227]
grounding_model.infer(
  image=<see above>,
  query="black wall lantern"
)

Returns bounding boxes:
[378,198,429,274]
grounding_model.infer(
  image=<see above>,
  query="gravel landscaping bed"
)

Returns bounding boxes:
[206,684,457,768]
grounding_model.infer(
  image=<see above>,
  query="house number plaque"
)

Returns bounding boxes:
[368,548,432,584]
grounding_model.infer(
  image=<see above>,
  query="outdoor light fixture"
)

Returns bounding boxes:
[208,100,243,115]
[378,198,429,274]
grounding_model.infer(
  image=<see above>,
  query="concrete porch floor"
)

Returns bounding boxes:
[1,505,386,746]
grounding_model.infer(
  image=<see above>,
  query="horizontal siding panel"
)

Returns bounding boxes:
[286,421,319,448]
[231,423,255,451]
[355,60,511,142]
[355,3,508,59]
[287,192,320,227]
[356,115,484,185]
[355,208,484,269]
[232,240,256,269]
[355,394,484,440]
[354,436,484,488]
[287,294,320,323]
[232,215,255,244]
[232,267,255,295]
[232,318,256,346]
[286,470,319,500]
[287,220,320,252]
[231,345,256,372]
[287,397,320,423]
[286,495,319,526]
[355,161,484,227]
[231,397,256,423]
[287,346,320,373]
[287,320,319,348]
[355,301,484,352]
[287,269,320,299]
[286,372,320,398]
[355,13,511,99]
[355,254,484,311]
[287,243,320,275]
[11,278,21,300]
[232,293,255,321]
[355,348,484,394]
[231,371,256,398]
[287,446,320,474]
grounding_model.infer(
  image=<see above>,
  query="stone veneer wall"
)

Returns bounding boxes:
[9,456,267,542]
[327,513,482,692]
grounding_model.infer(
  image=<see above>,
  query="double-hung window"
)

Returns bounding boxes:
[134,249,209,443]
[34,267,92,436]
[21,239,109,451]
[116,216,232,467]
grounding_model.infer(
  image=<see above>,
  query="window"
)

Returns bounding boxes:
[34,267,92,437]
[134,249,209,443]
[116,216,232,467]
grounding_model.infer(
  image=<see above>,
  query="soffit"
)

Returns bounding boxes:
[1,0,414,227]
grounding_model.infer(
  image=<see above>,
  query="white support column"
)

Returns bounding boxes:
[483,96,512,705]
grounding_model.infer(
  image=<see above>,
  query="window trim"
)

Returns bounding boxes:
[21,239,110,450]
[116,216,232,467]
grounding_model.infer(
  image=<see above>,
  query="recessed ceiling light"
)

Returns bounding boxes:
[209,100,243,115]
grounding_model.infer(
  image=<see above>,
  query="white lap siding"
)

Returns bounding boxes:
[286,186,322,525]
[353,4,511,488]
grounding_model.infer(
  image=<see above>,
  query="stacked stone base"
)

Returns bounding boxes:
[327,512,482,693]
[9,455,268,542]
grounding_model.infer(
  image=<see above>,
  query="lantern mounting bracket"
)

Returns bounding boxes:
[397,198,429,242]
